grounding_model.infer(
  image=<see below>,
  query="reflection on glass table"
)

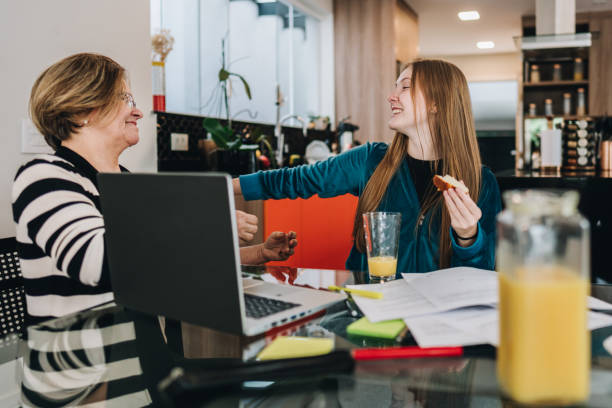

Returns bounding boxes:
[2,266,611,407]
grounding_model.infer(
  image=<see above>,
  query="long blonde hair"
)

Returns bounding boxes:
[353,59,482,268]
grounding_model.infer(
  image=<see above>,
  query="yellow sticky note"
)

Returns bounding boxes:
[257,336,334,360]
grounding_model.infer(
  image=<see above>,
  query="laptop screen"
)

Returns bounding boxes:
[97,172,247,334]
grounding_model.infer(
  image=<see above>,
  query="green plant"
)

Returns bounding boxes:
[203,38,252,151]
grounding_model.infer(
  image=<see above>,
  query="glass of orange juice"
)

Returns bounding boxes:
[363,212,401,283]
[497,190,590,406]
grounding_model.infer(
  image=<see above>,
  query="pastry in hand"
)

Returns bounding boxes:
[433,175,469,194]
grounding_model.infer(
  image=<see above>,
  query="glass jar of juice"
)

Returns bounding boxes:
[496,190,590,405]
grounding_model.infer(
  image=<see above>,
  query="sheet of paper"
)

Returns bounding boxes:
[434,306,498,332]
[589,296,612,311]
[347,280,439,323]
[403,267,498,311]
[411,309,612,348]
[400,273,432,282]
[403,308,492,348]
[588,311,612,331]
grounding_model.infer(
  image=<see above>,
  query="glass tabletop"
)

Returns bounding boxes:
[2,266,612,407]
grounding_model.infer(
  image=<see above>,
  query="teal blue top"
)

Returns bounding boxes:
[239,142,502,274]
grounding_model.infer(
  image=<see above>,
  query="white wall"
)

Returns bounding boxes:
[0,0,156,239]
[431,52,522,82]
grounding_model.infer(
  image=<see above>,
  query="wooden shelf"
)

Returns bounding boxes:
[523,80,589,88]
[524,115,595,120]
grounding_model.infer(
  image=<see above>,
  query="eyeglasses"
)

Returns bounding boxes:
[120,92,137,109]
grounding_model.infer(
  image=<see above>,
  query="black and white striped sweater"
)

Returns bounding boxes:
[22,307,153,407]
[12,146,122,324]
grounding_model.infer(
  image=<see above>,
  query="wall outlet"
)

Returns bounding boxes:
[170,132,189,151]
[21,119,53,154]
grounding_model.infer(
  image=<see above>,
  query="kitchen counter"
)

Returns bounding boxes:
[496,169,612,180]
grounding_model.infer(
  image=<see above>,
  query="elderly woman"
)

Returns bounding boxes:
[12,53,296,324]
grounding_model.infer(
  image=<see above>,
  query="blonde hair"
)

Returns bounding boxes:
[29,53,126,150]
[353,59,482,269]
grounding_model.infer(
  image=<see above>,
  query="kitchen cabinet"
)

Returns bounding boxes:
[588,12,612,116]
[263,194,358,270]
[521,12,612,117]
[519,11,612,169]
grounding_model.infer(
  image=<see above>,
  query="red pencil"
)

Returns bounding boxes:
[352,346,463,360]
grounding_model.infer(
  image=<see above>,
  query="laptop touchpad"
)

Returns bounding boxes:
[245,282,304,298]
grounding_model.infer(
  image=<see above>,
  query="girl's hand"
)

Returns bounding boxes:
[443,185,482,246]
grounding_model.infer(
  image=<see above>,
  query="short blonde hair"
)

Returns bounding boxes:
[29,53,126,150]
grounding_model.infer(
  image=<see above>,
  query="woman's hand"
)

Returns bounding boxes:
[260,231,298,262]
[443,186,482,247]
[236,210,258,245]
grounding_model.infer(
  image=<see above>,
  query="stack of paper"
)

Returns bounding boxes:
[347,267,612,348]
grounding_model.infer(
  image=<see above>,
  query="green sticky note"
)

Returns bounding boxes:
[346,317,406,339]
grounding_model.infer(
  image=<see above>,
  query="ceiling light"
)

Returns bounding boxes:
[458,11,480,21]
[476,41,495,49]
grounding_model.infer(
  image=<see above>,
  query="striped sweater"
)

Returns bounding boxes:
[22,307,152,407]
[12,146,122,324]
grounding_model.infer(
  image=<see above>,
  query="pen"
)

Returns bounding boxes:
[328,285,383,299]
[351,346,463,360]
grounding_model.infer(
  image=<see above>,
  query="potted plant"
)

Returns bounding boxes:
[203,39,275,176]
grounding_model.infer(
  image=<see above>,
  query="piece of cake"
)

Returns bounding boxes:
[433,175,469,194]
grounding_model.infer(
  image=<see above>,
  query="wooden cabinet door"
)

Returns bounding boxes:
[263,194,359,269]
[589,14,612,116]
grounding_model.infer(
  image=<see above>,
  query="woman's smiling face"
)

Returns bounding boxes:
[93,84,143,149]
[387,67,429,134]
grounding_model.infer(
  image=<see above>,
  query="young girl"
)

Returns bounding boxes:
[234,59,501,274]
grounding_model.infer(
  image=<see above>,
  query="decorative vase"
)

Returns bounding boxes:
[152,61,166,111]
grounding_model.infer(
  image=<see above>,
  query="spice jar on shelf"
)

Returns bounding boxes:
[576,88,586,116]
[530,64,540,82]
[563,93,572,115]
[553,64,562,81]
[528,103,537,116]
[544,99,553,116]
[574,58,583,81]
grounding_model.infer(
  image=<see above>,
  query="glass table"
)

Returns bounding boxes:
[2,266,612,407]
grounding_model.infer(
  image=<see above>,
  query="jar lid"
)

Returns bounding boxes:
[531,64,539,69]
[575,57,582,62]
[529,103,536,107]
[564,93,571,97]
[545,98,552,103]
[578,87,584,92]
[554,63,561,68]
[502,190,579,217]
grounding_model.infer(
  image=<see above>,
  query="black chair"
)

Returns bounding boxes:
[0,237,25,342]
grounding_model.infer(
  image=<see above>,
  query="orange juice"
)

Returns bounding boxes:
[368,256,397,278]
[498,266,589,405]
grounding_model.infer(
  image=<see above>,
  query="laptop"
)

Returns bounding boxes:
[97,172,345,336]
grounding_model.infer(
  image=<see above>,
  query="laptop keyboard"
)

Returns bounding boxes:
[244,293,300,319]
